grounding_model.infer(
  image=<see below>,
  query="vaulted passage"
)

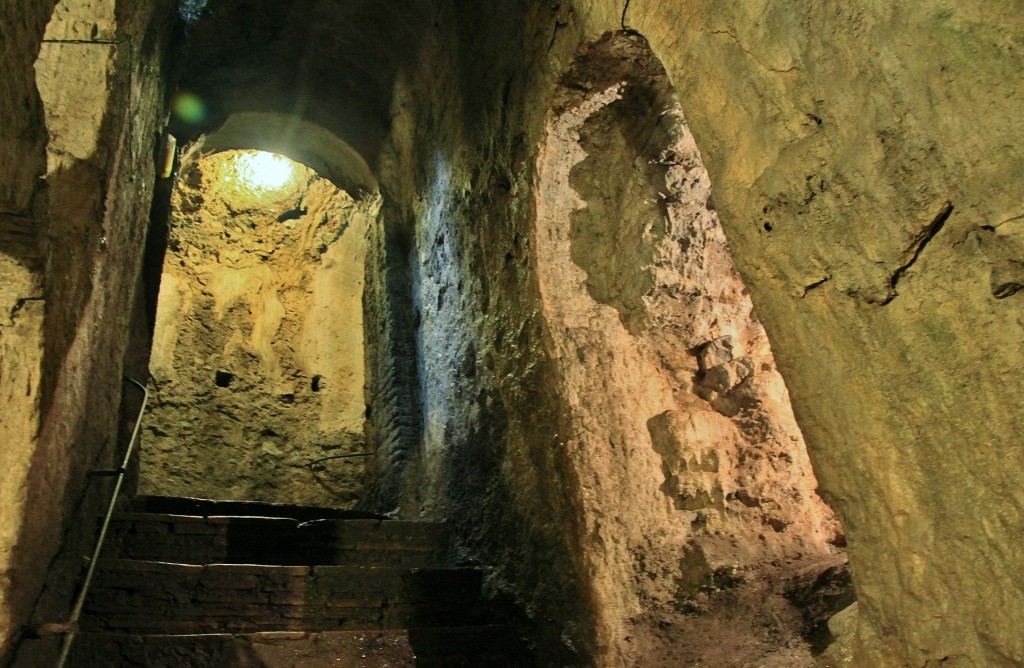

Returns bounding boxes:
[3,1,1023,667]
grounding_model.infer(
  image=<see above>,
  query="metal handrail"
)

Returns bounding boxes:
[55,376,149,668]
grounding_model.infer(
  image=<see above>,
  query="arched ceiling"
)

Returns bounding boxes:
[173,0,433,169]
[191,112,379,196]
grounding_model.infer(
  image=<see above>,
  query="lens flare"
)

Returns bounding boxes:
[172,93,206,125]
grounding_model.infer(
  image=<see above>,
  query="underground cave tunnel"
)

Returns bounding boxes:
[10,0,1021,666]
[12,4,855,665]
[129,28,850,665]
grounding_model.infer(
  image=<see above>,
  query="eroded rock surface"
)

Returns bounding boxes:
[140,151,379,507]
[365,17,848,665]
[3,1,1022,667]
[615,3,1024,665]
[1,0,173,656]
[532,34,843,663]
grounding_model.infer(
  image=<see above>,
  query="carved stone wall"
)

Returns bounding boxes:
[2,1,1021,666]
[140,151,379,507]
[0,0,174,655]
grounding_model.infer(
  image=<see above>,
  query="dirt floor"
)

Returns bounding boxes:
[626,553,853,667]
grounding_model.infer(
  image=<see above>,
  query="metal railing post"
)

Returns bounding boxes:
[55,376,149,668]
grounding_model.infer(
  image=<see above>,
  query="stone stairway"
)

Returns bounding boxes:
[18,496,532,667]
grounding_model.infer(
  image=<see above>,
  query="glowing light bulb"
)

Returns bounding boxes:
[235,151,297,191]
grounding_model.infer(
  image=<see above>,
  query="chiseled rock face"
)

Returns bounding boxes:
[140,151,379,507]
[0,2,55,650]
[609,2,1024,666]
[1,0,173,658]
[3,1,1020,666]
[371,12,842,664]
[369,1,1023,665]
[531,33,841,662]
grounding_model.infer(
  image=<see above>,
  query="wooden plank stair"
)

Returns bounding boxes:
[15,496,532,667]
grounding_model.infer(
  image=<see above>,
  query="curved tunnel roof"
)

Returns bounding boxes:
[191,112,379,196]
[173,0,432,171]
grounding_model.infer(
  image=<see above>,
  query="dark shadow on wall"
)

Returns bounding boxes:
[119,153,174,499]
[13,155,134,647]
[0,215,44,273]
[355,2,604,663]
[10,1,176,653]
[14,185,148,649]
[360,202,425,514]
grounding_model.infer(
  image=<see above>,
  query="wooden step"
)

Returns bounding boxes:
[108,513,452,567]
[81,560,492,634]
[128,495,388,522]
[29,495,537,663]
[16,626,532,667]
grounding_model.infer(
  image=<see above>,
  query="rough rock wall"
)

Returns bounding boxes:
[361,196,423,513]
[605,2,1024,666]
[532,33,843,663]
[370,5,839,665]
[1,0,1007,664]
[0,0,173,659]
[0,0,60,657]
[0,0,55,214]
[369,1,1023,666]
[367,5,602,662]
[140,151,378,507]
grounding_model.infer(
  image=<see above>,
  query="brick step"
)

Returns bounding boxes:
[129,495,388,522]
[108,513,452,567]
[81,560,493,634]
[16,627,532,667]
